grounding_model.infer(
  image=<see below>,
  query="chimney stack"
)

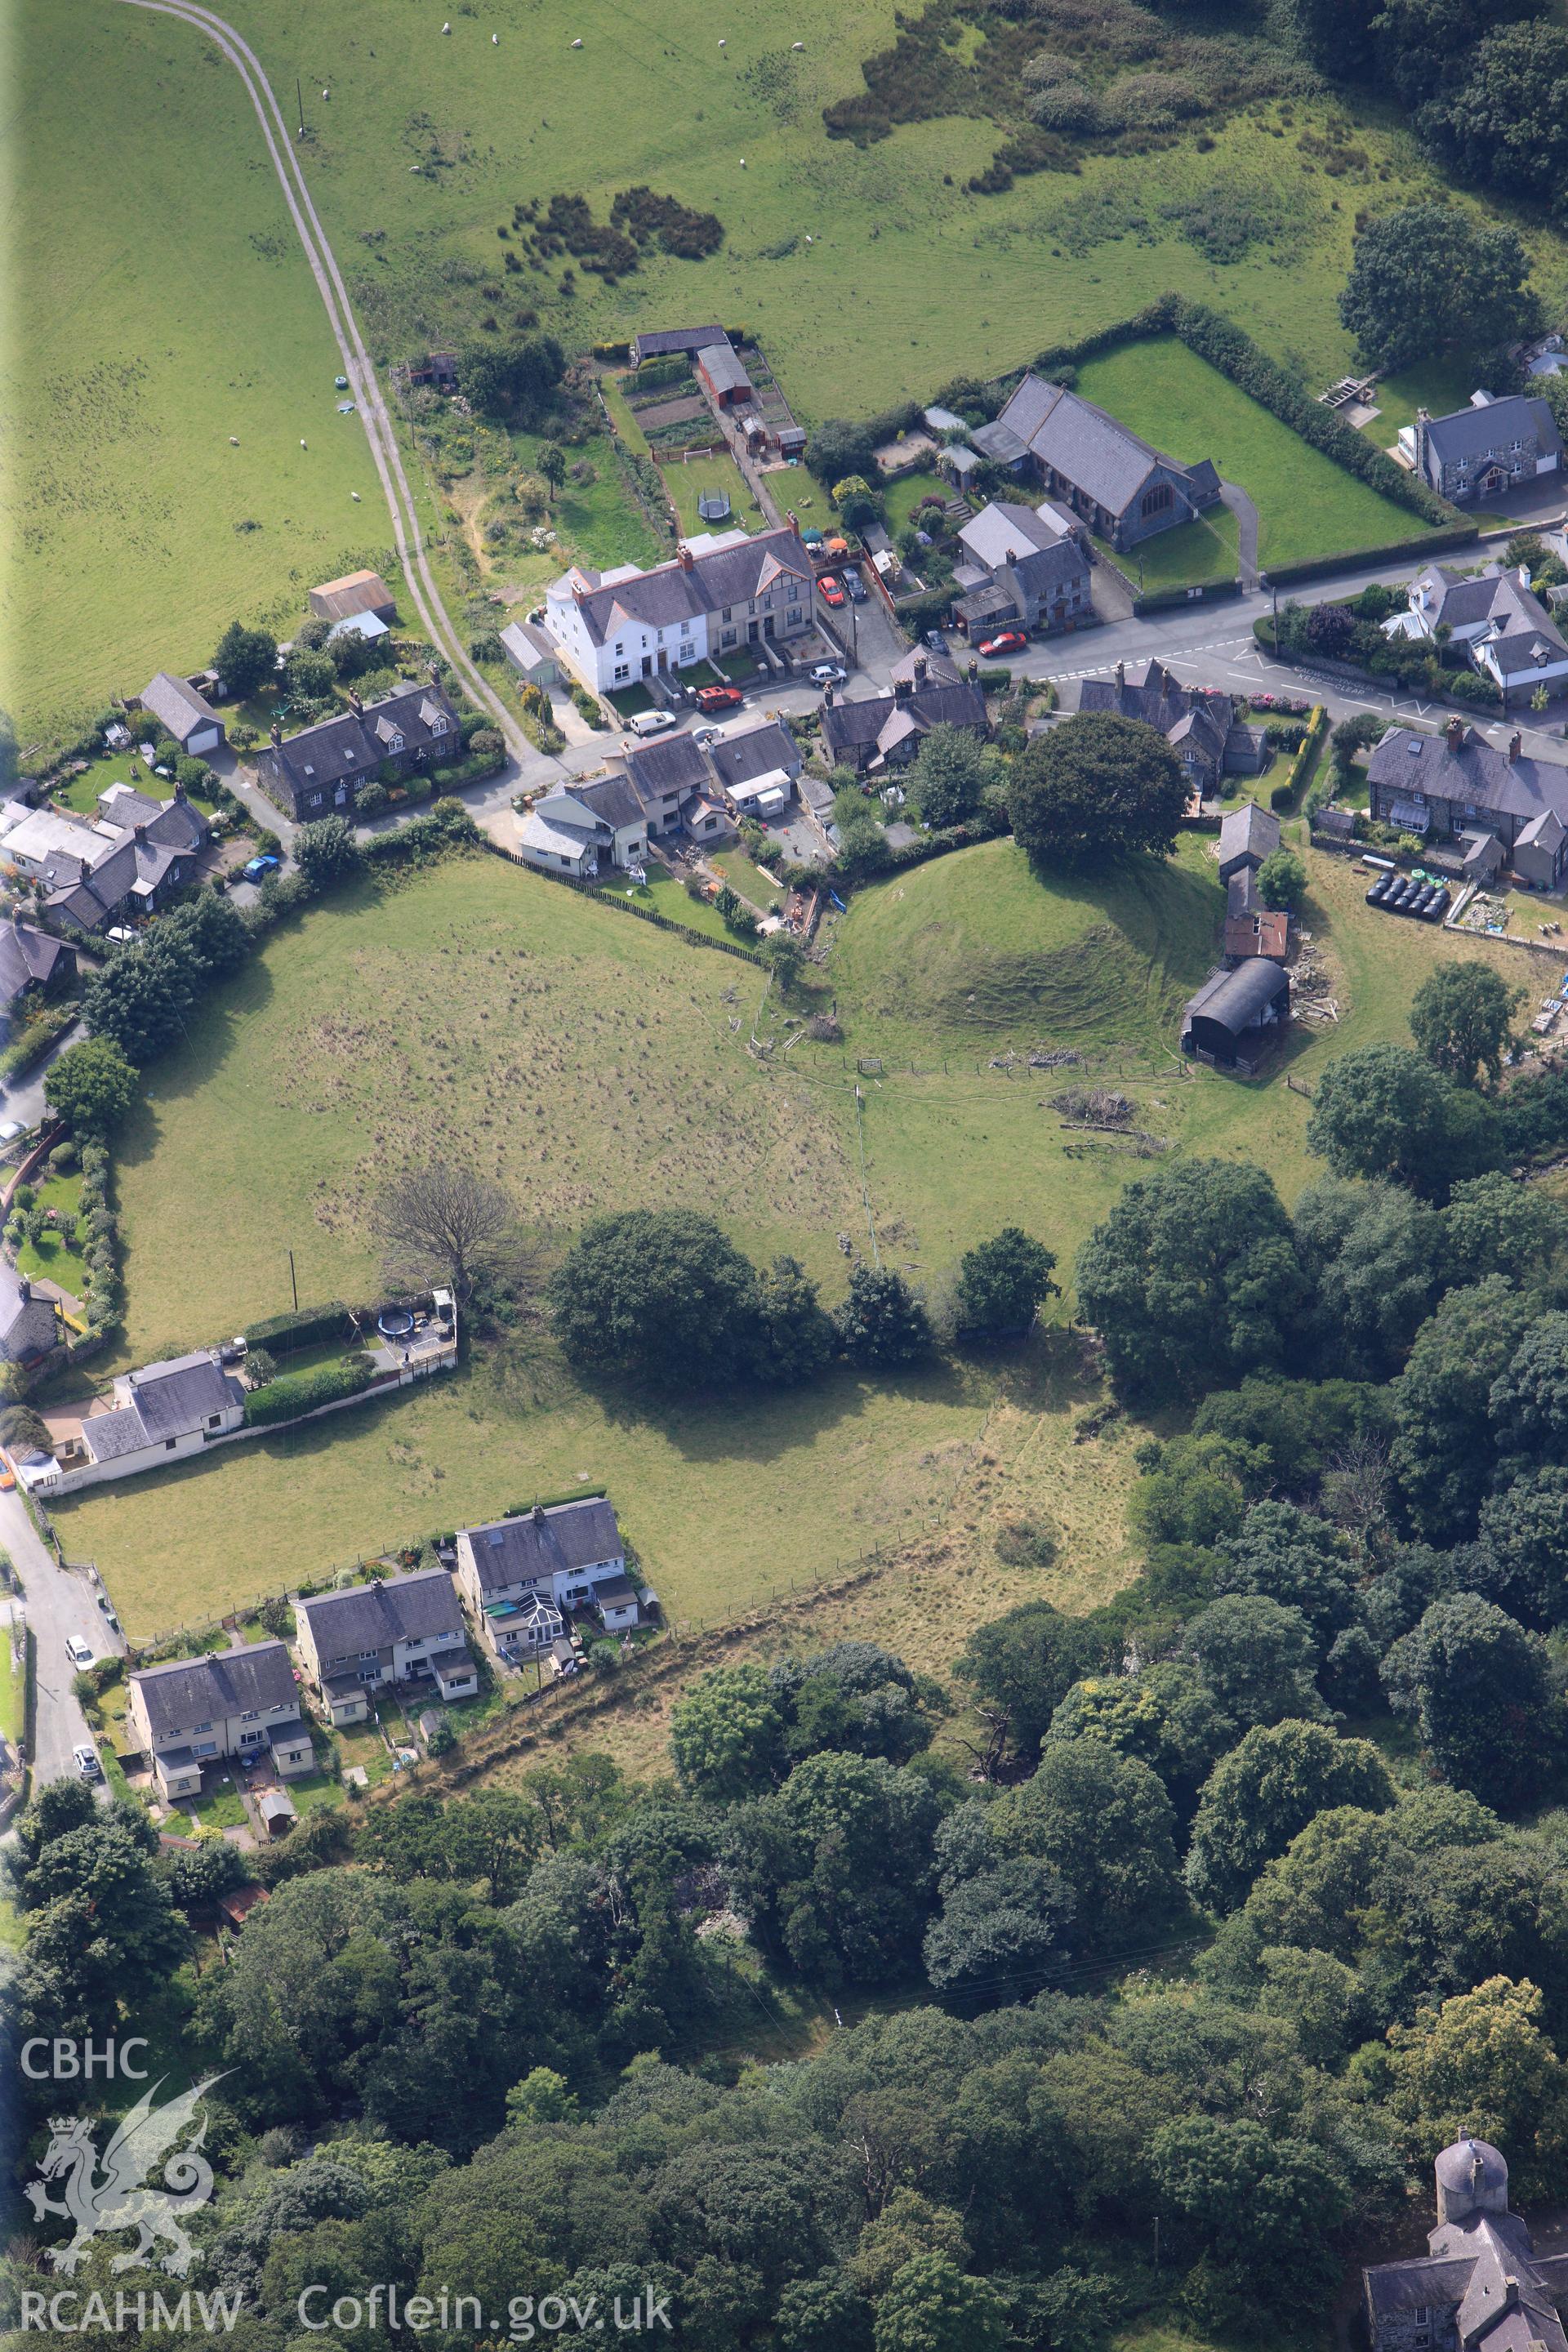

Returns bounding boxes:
[1509,732,1523,763]
[18,1276,29,1303]
[173,778,186,803]
[270,720,283,747]
[1116,659,1125,686]
[348,689,364,716]
[676,543,694,572]
[914,654,928,685]
[1446,715,1464,752]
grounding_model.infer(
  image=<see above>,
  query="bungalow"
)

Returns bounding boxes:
[136,673,225,757]
[952,501,1092,639]
[295,1566,476,1727]
[1403,394,1562,506]
[18,1348,246,1494]
[456,1497,635,1662]
[1367,716,1568,889]
[542,528,813,696]
[990,376,1222,552]
[1392,564,1568,708]
[307,569,398,627]
[1080,661,1267,791]
[253,679,461,821]
[127,1640,313,1804]
[821,666,988,777]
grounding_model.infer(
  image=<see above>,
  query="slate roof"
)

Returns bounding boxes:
[706,719,800,791]
[518,809,595,862]
[127,1350,242,1439]
[1218,801,1281,874]
[888,645,963,691]
[0,1268,59,1361]
[298,1566,464,1663]
[996,374,1214,519]
[822,683,987,768]
[1414,564,1568,673]
[1079,661,1237,762]
[559,528,811,650]
[139,672,223,746]
[568,774,646,831]
[969,419,1029,467]
[259,681,459,800]
[0,920,69,1009]
[1369,723,1568,830]
[1423,394,1563,470]
[82,1405,161,1463]
[631,327,727,362]
[959,501,1071,570]
[133,1640,299,1740]
[1365,2141,1568,2352]
[625,733,711,803]
[462,1498,623,1596]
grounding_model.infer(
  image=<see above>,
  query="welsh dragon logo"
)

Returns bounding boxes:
[24,2074,226,2277]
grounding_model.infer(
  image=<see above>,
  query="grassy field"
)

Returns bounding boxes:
[55,1348,989,1646]
[6,0,387,748]
[0,1615,24,1748]
[23,0,1568,742]
[1075,339,1437,570]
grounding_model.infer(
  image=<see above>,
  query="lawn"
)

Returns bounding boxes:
[1075,338,1441,571]
[30,0,1568,748]
[7,0,388,750]
[1102,504,1240,593]
[15,1172,89,1303]
[56,1352,989,1646]
[711,848,787,909]
[599,382,761,541]
[884,473,951,537]
[612,871,740,943]
[1364,356,1489,448]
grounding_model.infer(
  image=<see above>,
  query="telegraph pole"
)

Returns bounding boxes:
[296,76,305,136]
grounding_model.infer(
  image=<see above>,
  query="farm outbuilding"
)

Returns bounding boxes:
[696,343,754,408]
[1181,960,1290,1072]
[308,569,397,626]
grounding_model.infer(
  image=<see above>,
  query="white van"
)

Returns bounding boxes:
[626,709,678,740]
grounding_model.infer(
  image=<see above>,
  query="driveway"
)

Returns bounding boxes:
[0,1487,118,1799]
[0,1020,84,1129]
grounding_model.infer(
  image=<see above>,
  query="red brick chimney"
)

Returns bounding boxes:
[270,720,283,747]
[1446,715,1464,752]
[676,543,694,572]
[1509,732,1523,763]
[348,689,364,716]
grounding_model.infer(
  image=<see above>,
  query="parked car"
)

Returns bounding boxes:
[696,684,744,714]
[924,629,948,653]
[72,1744,103,1783]
[65,1635,95,1668]
[844,571,867,604]
[977,629,1028,658]
[241,854,281,884]
[626,709,679,739]
[818,576,846,608]
[811,662,847,686]
[693,725,724,748]
[0,1121,23,1146]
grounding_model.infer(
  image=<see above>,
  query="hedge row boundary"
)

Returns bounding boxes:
[486,839,768,965]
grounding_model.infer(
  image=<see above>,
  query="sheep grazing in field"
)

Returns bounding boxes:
[792,38,804,48]
[441,20,450,30]
[571,36,582,46]
[492,32,498,42]
[351,492,362,501]
[229,435,239,445]
[300,439,308,448]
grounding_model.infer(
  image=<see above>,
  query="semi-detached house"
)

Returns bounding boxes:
[542,528,813,696]
[295,1566,477,1726]
[127,1639,313,1803]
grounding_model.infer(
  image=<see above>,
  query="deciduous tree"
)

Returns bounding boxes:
[1008,714,1187,867]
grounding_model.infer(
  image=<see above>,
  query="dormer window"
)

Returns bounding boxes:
[390,733,404,753]
[432,716,448,734]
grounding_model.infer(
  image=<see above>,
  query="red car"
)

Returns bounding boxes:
[696,684,744,714]
[818,575,846,608]
[977,629,1027,657]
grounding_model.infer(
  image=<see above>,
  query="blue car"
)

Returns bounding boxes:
[241,854,282,883]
